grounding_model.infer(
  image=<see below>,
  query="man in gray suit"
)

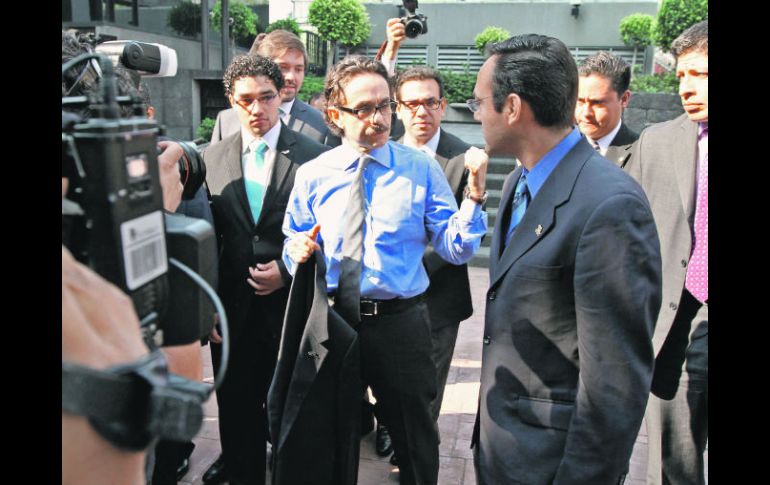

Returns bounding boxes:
[625,20,709,485]
[576,51,637,168]
[470,34,662,484]
[210,29,340,147]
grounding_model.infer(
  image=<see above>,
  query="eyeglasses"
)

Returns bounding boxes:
[234,92,279,111]
[336,99,397,120]
[399,98,444,112]
[466,96,491,113]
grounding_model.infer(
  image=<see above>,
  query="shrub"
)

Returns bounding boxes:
[267,18,302,37]
[474,26,510,55]
[654,0,708,51]
[630,71,679,94]
[211,0,259,47]
[196,117,216,141]
[298,75,325,103]
[167,0,202,37]
[438,70,477,104]
[620,14,655,49]
[308,0,371,46]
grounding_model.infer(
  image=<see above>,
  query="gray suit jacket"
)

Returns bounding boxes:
[473,138,662,485]
[396,130,474,328]
[604,122,638,168]
[211,98,341,147]
[625,113,706,358]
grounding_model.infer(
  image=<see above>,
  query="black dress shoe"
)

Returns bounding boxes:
[376,423,394,456]
[175,457,190,481]
[203,454,228,484]
[390,453,398,467]
[361,400,375,436]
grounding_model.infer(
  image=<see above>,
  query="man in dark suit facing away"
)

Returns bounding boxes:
[470,34,662,484]
[625,20,709,485]
[576,51,638,168]
[203,54,329,485]
[210,29,340,147]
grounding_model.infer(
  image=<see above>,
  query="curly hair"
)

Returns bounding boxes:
[222,54,284,98]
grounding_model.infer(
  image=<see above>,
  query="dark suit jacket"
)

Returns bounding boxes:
[604,122,638,169]
[473,138,662,484]
[397,130,474,328]
[204,124,330,339]
[211,99,341,147]
[625,114,707,390]
[267,250,361,485]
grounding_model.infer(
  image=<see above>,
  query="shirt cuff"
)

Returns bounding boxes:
[458,198,483,220]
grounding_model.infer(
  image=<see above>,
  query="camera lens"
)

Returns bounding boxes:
[176,141,206,200]
[404,19,423,39]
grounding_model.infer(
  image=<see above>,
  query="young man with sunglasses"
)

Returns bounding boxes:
[281,56,488,485]
[202,54,329,485]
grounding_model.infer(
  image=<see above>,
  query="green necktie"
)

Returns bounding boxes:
[245,141,268,223]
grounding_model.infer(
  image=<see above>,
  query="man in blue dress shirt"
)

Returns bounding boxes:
[282,55,488,485]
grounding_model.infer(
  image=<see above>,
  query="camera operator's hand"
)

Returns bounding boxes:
[286,224,322,265]
[383,18,406,64]
[62,245,149,485]
[157,140,184,213]
[247,260,286,296]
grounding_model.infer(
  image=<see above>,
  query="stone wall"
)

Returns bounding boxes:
[624,93,684,135]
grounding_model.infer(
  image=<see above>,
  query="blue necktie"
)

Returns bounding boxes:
[505,174,530,246]
[245,141,268,223]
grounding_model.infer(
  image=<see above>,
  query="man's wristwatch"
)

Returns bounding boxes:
[464,187,488,205]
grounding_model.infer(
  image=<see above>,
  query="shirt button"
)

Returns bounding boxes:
[488,290,496,301]
[681,259,687,267]
[483,336,491,345]
[669,302,678,311]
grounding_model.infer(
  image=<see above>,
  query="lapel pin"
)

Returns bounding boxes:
[535,224,543,237]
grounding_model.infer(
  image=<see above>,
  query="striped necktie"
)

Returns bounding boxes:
[505,174,530,246]
[244,141,268,223]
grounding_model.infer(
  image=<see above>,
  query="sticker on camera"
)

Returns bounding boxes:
[121,211,168,290]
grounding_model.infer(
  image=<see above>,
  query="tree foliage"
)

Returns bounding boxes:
[474,26,510,55]
[196,117,216,141]
[308,0,371,47]
[630,71,679,94]
[654,0,708,51]
[167,0,202,37]
[211,1,259,46]
[619,13,655,48]
[267,18,302,37]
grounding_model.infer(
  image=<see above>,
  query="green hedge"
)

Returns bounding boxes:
[298,75,325,103]
[196,117,216,141]
[630,71,679,94]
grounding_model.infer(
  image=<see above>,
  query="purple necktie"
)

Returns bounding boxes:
[686,127,708,303]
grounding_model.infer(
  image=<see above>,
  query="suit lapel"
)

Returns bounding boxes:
[219,134,257,228]
[256,123,295,227]
[673,116,698,218]
[490,141,593,289]
[288,99,306,133]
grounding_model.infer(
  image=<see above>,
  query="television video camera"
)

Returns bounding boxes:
[400,0,428,39]
[62,36,228,450]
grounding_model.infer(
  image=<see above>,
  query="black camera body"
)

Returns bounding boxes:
[62,54,216,347]
[400,0,428,38]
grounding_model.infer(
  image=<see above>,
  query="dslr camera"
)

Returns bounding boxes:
[400,0,428,39]
[62,37,216,349]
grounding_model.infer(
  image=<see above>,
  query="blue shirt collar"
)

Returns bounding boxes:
[522,126,581,199]
[338,140,394,170]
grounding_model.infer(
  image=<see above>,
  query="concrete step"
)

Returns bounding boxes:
[470,244,490,268]
[487,157,517,175]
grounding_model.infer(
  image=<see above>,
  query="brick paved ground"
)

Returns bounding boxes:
[180,266,707,485]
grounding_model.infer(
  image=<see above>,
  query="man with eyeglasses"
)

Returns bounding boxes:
[393,65,486,430]
[202,54,329,485]
[281,56,488,485]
